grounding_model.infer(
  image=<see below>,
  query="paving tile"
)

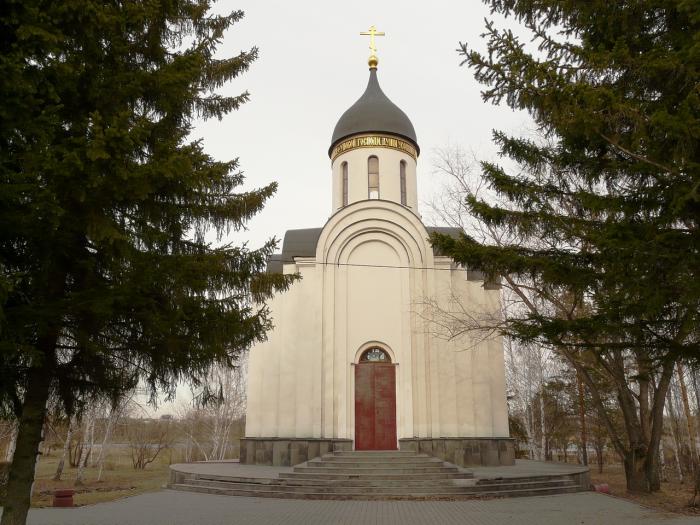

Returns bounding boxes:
[2,491,696,525]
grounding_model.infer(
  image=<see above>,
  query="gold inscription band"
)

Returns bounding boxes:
[331,134,418,161]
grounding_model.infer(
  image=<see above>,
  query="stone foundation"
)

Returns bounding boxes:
[239,438,353,466]
[399,437,515,467]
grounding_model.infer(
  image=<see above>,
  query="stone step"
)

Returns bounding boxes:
[444,478,578,492]
[192,476,465,488]
[330,450,417,457]
[170,447,586,501]
[169,483,582,500]
[284,478,464,487]
[476,474,570,485]
[192,474,575,490]
[279,471,473,481]
[306,461,449,469]
[185,479,476,494]
[189,474,277,485]
[282,478,459,488]
[318,456,441,464]
[186,478,578,495]
[294,466,459,474]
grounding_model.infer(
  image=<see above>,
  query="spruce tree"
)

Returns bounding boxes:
[0,2,291,523]
[432,1,699,492]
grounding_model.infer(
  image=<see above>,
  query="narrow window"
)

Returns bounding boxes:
[368,156,379,199]
[342,161,349,206]
[400,160,407,206]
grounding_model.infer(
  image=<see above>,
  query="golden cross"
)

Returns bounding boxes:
[360,25,385,56]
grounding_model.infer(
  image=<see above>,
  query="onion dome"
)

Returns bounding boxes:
[329,68,418,157]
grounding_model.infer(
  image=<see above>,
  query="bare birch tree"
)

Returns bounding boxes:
[52,416,75,481]
[178,356,248,461]
[74,408,97,486]
[504,339,554,460]
[95,393,132,482]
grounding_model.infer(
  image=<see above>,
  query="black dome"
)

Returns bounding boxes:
[329,69,418,156]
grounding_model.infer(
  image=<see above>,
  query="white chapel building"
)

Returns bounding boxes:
[242,48,513,468]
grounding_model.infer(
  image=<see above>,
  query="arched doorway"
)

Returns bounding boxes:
[354,347,397,450]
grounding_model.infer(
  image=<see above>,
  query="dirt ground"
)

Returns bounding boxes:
[590,463,699,516]
[31,447,172,507]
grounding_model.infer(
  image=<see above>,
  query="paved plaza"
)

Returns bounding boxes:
[2,490,697,525]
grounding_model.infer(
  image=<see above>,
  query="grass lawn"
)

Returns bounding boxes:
[31,447,172,507]
[590,463,699,516]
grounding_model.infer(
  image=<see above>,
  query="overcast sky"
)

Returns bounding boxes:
[155,0,533,414]
[194,0,532,247]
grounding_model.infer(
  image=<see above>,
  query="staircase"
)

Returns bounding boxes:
[169,451,584,500]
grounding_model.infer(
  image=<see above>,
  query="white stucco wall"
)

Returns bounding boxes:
[245,197,509,443]
[331,146,418,212]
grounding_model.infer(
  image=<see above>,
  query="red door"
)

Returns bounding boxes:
[355,363,397,450]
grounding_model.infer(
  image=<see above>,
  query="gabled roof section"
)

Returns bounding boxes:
[266,226,462,272]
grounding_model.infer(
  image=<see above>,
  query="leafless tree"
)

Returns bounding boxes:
[178,357,247,461]
[126,404,172,470]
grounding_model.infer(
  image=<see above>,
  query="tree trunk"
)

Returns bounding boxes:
[53,417,75,482]
[624,451,651,492]
[539,387,546,461]
[691,367,700,427]
[643,363,674,492]
[96,406,120,482]
[74,414,94,486]
[647,445,661,491]
[692,468,700,507]
[595,444,604,473]
[677,363,698,470]
[0,365,51,525]
[577,372,588,466]
[616,358,673,493]
[525,404,536,459]
[659,432,668,482]
[86,413,96,467]
[3,422,18,463]
[666,387,685,482]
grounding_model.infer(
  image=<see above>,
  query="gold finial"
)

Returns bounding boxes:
[360,25,385,69]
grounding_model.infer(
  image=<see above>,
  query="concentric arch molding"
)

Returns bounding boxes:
[330,133,418,161]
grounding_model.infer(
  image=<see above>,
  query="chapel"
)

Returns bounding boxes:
[241,32,513,467]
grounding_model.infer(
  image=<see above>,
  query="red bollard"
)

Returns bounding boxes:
[53,489,74,507]
[592,483,610,494]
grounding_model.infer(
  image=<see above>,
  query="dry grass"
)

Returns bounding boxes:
[590,463,700,516]
[31,446,173,507]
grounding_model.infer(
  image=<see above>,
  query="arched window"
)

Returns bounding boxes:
[342,161,349,206]
[400,160,407,206]
[368,156,379,199]
[359,347,391,363]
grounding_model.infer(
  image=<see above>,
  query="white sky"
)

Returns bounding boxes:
[154,0,533,415]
